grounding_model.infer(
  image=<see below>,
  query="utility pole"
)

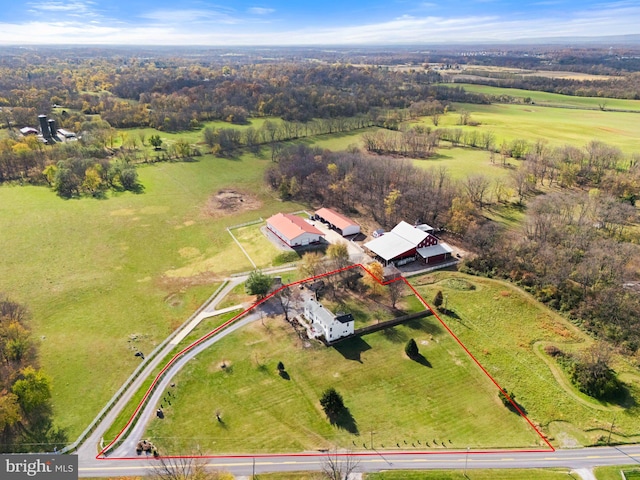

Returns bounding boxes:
[464,446,470,479]
[607,415,616,445]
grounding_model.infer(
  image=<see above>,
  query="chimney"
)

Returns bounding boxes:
[48,119,57,139]
[38,115,50,138]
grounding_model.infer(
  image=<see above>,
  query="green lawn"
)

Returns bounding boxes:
[231,222,287,268]
[413,272,640,447]
[414,102,640,154]
[442,83,640,112]
[594,466,640,480]
[366,469,574,479]
[0,152,304,438]
[145,277,543,455]
[412,147,522,181]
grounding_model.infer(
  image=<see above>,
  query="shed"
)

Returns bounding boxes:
[417,242,453,265]
[267,213,324,247]
[314,207,360,236]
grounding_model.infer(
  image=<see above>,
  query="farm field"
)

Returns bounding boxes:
[411,101,640,154]
[412,272,640,447]
[0,152,304,437]
[443,83,640,112]
[411,146,522,181]
[144,275,544,454]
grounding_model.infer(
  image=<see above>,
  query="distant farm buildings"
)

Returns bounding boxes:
[313,207,360,237]
[303,298,354,343]
[266,212,324,247]
[364,221,452,266]
[19,114,76,144]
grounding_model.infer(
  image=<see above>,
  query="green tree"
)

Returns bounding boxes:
[149,134,163,150]
[245,270,272,299]
[12,366,52,414]
[405,338,419,359]
[320,388,345,418]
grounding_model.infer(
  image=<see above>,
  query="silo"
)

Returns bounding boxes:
[48,119,57,138]
[38,115,50,138]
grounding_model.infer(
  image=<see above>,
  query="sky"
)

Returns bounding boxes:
[0,0,639,46]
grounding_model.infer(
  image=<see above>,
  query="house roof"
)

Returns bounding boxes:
[315,207,359,231]
[335,313,354,324]
[267,213,323,241]
[305,298,335,326]
[417,242,453,258]
[364,221,429,261]
[20,127,38,135]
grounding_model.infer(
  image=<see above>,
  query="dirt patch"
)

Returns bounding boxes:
[203,189,262,218]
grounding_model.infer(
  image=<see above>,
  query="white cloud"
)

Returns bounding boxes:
[248,7,275,15]
[140,9,239,24]
[33,1,93,12]
[2,3,640,45]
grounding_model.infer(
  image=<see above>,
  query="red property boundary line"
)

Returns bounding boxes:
[97,263,554,460]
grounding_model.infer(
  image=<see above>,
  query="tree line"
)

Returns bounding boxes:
[0,296,67,452]
[265,145,456,230]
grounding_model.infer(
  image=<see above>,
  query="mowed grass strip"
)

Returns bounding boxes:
[366,469,574,479]
[414,272,640,447]
[145,291,542,454]
[0,152,303,437]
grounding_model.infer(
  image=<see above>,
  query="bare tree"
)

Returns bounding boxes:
[463,174,492,209]
[152,455,233,480]
[322,450,360,480]
[387,279,405,309]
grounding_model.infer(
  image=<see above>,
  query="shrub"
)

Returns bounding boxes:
[405,338,419,359]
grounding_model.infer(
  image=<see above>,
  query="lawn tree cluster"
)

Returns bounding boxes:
[0,296,67,452]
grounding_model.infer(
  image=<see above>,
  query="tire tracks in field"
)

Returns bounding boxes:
[532,341,622,413]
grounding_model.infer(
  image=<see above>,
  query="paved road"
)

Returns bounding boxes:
[78,445,640,477]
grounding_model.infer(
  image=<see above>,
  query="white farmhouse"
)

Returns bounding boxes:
[303,298,354,343]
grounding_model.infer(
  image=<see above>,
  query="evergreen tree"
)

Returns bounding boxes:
[405,338,419,359]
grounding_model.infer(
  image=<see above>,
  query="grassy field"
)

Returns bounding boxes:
[145,277,543,454]
[411,102,640,155]
[444,83,640,112]
[412,272,640,447]
[0,152,304,438]
[412,147,522,181]
[231,222,290,269]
